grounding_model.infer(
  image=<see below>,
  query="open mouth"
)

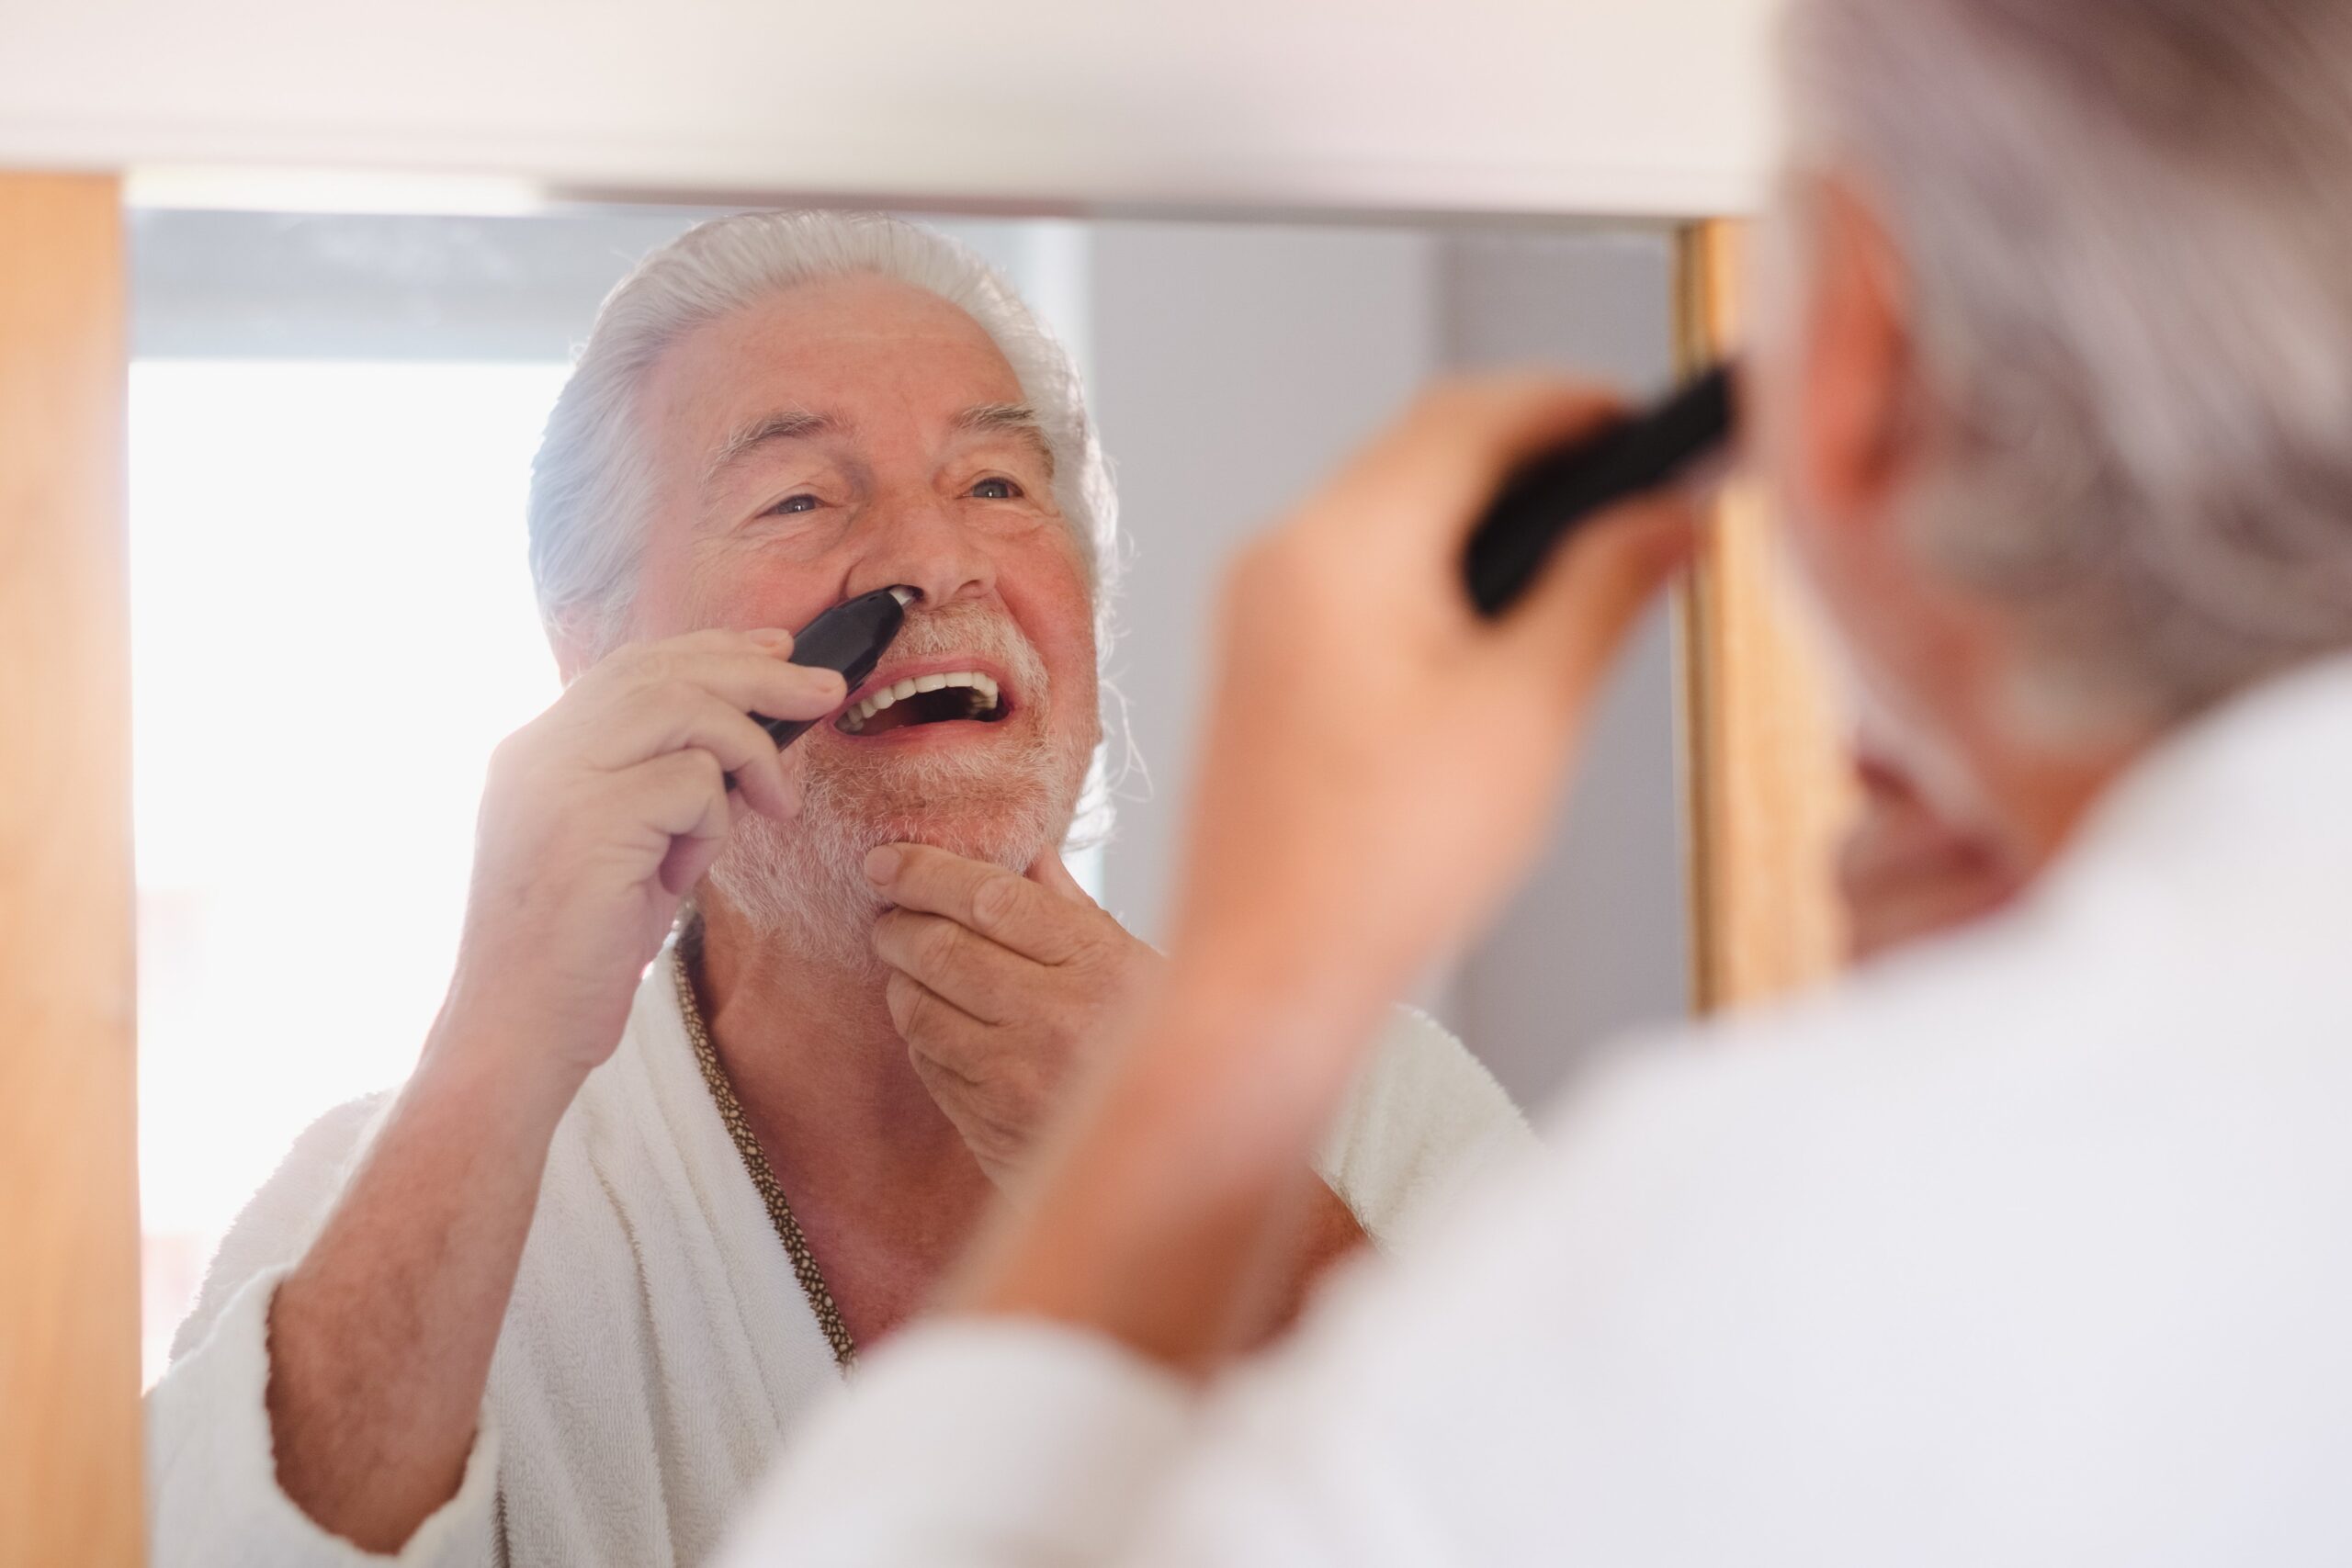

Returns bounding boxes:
[835,670,1008,736]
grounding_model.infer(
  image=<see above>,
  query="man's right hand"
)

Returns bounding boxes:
[442,627,846,1084]
[257,627,841,1554]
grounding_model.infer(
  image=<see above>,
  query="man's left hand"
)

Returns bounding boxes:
[865,841,1159,1183]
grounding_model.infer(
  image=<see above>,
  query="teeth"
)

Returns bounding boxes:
[836,670,1004,731]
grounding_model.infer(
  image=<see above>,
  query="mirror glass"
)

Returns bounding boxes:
[130,202,1690,1382]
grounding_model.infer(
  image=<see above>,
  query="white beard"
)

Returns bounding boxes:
[701,602,1093,969]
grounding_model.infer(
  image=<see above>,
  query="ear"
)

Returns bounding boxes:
[1794,174,1919,536]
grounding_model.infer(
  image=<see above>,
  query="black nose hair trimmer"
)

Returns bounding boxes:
[752,584,917,752]
[1461,363,1735,618]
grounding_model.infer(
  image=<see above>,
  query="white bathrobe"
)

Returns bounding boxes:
[144,949,1531,1568]
[717,655,2352,1568]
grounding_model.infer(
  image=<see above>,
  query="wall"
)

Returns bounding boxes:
[1085,220,1438,943]
[3,1,1777,220]
[1437,232,1690,1106]
[1085,220,1689,1110]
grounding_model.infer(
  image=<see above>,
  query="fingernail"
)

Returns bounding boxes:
[749,628,793,651]
[864,844,901,884]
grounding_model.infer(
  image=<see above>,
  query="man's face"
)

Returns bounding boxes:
[625,274,1101,940]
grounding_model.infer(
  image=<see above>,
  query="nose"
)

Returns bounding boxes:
[842,489,995,611]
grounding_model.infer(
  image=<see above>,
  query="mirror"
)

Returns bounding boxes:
[130,202,1690,1394]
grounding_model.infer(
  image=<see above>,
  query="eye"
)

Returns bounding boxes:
[969,477,1023,501]
[766,492,821,516]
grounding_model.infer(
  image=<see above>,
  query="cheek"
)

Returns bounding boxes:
[998,542,1098,716]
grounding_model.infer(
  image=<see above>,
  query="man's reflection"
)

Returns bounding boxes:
[144,211,1529,1566]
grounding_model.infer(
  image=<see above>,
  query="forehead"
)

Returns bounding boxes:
[643,273,1028,462]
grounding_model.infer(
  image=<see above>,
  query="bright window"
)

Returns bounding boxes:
[132,360,569,1382]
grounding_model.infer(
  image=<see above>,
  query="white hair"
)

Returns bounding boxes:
[1780,0,2352,733]
[527,209,1120,658]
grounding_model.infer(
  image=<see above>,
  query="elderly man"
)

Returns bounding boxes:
[720,0,2352,1562]
[144,213,1528,1566]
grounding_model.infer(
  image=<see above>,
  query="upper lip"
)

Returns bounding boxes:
[832,655,1018,723]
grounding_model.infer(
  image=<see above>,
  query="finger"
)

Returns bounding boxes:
[883,968,995,1060]
[659,829,731,899]
[614,749,734,897]
[1023,849,1098,908]
[585,689,801,822]
[584,643,848,732]
[658,625,800,658]
[873,909,1036,1025]
[864,842,1090,965]
[588,626,802,682]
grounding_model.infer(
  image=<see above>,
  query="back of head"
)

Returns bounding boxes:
[528,210,1116,659]
[1781,0,2352,736]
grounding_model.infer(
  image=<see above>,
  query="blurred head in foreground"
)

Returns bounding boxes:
[1755,0,2352,876]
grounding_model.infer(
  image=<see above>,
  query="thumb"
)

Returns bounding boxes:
[1024,847,1097,908]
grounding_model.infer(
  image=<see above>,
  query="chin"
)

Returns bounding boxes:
[703,729,1088,958]
[814,733,1078,868]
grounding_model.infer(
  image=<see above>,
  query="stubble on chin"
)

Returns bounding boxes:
[694,595,1098,964]
[701,715,1091,969]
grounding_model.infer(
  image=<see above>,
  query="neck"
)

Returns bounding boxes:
[686,895,993,1348]
[691,895,976,1183]
[1982,740,2134,880]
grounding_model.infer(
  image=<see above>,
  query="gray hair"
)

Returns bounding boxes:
[1780,0,2352,734]
[527,210,1119,657]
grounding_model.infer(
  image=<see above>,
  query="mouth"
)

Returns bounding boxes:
[834,665,1012,737]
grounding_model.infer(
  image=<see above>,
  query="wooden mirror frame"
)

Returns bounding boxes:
[1675,220,1857,1010]
[0,169,143,1568]
[0,184,1846,1566]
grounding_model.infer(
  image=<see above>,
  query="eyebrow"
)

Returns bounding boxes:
[955,402,1057,479]
[703,408,842,488]
[701,402,1057,491]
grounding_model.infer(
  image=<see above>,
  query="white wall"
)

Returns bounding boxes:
[1086,220,1439,932]
[1436,232,1690,1105]
[1085,220,1690,1108]
[6,1,1778,220]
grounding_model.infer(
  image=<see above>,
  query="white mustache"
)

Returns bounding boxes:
[878,603,1049,704]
